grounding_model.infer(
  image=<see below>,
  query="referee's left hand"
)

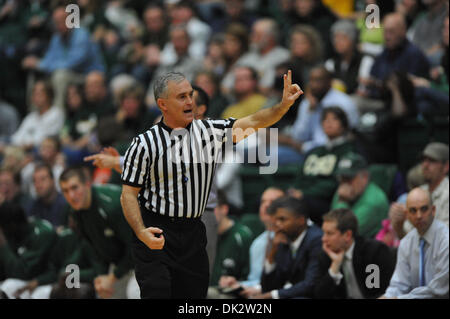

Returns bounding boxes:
[138,227,165,250]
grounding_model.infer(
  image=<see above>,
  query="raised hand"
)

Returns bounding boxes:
[280,70,303,109]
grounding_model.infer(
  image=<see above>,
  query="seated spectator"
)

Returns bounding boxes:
[358,71,420,164]
[331,152,389,238]
[289,66,359,154]
[21,136,65,198]
[315,208,396,299]
[221,66,267,119]
[367,13,430,99]
[84,71,114,117]
[10,80,65,150]
[0,203,57,299]
[0,223,95,299]
[161,0,212,65]
[100,84,160,150]
[0,95,19,146]
[59,167,135,299]
[407,15,449,113]
[146,25,203,107]
[210,191,253,287]
[377,163,426,248]
[381,188,449,299]
[220,23,251,96]
[22,6,105,108]
[26,163,68,230]
[194,70,230,119]
[217,187,285,298]
[409,0,447,67]
[289,107,360,225]
[396,0,426,30]
[285,0,337,57]
[325,19,375,95]
[202,34,227,80]
[288,24,324,86]
[140,3,169,49]
[390,143,449,239]
[0,169,31,212]
[202,0,258,34]
[236,18,291,94]
[59,83,94,165]
[256,196,322,299]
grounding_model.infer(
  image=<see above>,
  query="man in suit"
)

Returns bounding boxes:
[253,196,323,299]
[315,208,396,299]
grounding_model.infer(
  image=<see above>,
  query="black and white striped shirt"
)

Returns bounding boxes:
[121,118,236,218]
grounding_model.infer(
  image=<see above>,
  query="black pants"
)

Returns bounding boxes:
[132,209,210,299]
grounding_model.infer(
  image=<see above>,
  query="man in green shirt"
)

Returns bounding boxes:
[210,191,254,287]
[0,203,56,298]
[331,153,389,238]
[59,167,134,299]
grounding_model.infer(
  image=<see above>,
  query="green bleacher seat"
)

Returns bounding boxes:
[368,164,398,199]
[397,117,431,174]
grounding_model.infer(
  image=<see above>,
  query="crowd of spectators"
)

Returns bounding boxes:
[0,0,448,299]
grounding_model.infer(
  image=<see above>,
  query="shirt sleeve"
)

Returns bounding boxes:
[328,268,344,286]
[121,135,151,187]
[384,239,413,297]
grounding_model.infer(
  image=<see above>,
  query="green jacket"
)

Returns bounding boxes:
[36,228,104,285]
[0,218,56,281]
[331,182,389,238]
[211,221,253,286]
[70,184,133,279]
[295,138,357,200]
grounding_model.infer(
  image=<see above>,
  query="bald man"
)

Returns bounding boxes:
[369,13,430,97]
[381,188,449,299]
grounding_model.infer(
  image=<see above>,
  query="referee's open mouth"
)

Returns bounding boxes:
[183,109,193,115]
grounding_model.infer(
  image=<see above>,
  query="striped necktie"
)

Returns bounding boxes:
[419,238,426,286]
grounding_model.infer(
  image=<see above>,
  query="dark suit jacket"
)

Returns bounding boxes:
[314,236,396,299]
[261,225,323,299]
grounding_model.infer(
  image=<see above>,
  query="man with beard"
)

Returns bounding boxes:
[27,163,68,229]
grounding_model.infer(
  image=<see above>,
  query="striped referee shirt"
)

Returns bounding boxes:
[121,118,236,218]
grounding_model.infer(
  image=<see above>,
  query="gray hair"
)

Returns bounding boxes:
[331,19,358,42]
[153,72,187,101]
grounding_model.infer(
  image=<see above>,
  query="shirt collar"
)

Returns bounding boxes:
[158,117,193,133]
[421,218,438,246]
[345,240,356,261]
[291,228,308,254]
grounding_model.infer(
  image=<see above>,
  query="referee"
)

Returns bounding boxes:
[120,71,303,299]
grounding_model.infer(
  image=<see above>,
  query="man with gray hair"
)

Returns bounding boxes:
[381,188,449,299]
[390,142,449,239]
[325,19,374,94]
[120,71,303,298]
[236,18,291,93]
